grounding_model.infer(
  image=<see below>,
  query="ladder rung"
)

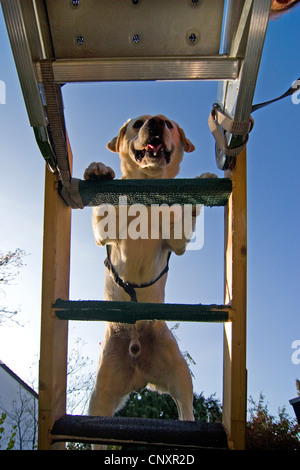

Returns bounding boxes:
[50,414,228,449]
[76,178,232,207]
[48,57,241,83]
[54,300,231,324]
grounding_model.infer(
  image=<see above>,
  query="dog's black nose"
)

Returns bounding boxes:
[148,117,165,129]
[147,117,165,139]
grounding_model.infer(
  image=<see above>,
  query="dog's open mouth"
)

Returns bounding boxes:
[134,140,171,164]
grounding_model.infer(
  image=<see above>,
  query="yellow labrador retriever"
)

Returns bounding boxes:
[82,3,299,447]
[270,0,299,16]
[84,115,207,437]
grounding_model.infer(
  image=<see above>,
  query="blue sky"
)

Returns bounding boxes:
[0,5,299,419]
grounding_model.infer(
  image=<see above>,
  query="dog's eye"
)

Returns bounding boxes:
[133,120,144,129]
[165,120,173,129]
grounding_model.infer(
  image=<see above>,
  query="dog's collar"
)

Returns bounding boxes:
[104,245,171,302]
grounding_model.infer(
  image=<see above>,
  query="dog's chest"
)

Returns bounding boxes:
[113,237,167,284]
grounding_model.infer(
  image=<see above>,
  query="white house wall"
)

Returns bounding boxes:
[0,362,38,450]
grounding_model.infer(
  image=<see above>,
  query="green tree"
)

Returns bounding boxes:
[246,393,300,450]
[0,413,16,450]
[0,249,26,325]
[115,389,222,422]
[296,379,300,396]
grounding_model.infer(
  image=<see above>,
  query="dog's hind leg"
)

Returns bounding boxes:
[88,332,137,449]
[89,377,129,418]
[149,349,194,421]
[146,323,195,421]
[162,348,195,421]
[167,361,195,421]
[88,365,131,450]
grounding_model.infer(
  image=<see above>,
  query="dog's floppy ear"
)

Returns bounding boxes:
[107,136,118,153]
[176,124,195,153]
[107,119,130,153]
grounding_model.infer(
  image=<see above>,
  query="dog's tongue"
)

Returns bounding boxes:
[146,143,163,153]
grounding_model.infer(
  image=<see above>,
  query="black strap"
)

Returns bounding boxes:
[251,77,300,112]
[104,246,171,302]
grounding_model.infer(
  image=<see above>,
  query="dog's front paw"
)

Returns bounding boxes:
[84,162,115,181]
[196,172,218,179]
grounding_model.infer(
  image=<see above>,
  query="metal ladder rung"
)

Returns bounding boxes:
[34,57,241,83]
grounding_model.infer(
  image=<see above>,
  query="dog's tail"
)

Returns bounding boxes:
[129,339,141,358]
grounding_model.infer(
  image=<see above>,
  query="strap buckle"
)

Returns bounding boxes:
[208,104,254,170]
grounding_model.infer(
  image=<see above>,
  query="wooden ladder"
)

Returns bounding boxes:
[1,0,271,450]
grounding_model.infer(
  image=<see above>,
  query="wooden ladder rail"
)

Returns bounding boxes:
[223,148,247,450]
[38,151,73,451]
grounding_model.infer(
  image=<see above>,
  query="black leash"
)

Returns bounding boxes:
[251,77,300,112]
[104,245,171,302]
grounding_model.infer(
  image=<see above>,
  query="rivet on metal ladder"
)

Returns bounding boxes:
[132,34,141,44]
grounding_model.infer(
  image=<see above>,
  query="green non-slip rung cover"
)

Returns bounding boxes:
[54,299,230,324]
[51,414,228,449]
[79,178,232,207]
